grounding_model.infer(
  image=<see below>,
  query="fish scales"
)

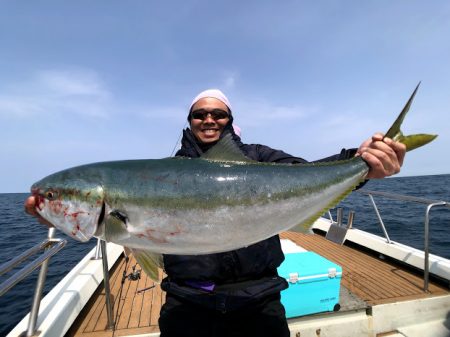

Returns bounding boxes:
[32,155,368,254]
[95,157,368,254]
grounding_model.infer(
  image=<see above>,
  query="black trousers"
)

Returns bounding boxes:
[158,293,290,337]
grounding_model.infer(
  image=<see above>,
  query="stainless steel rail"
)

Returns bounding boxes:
[0,228,66,336]
[0,228,66,296]
[90,237,115,329]
[354,189,449,292]
[356,190,450,209]
[367,193,392,243]
[100,240,115,329]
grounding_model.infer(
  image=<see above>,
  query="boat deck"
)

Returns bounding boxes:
[65,232,450,337]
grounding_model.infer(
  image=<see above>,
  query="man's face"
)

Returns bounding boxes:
[190,97,230,144]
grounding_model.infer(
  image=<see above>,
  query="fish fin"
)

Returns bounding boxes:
[104,210,131,242]
[393,133,437,152]
[129,248,163,283]
[201,133,255,163]
[385,82,437,151]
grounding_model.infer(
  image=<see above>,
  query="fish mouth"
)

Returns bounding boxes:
[31,186,45,211]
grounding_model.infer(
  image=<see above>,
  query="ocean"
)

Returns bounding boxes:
[1,174,449,336]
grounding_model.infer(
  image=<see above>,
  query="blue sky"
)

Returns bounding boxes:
[1,1,449,193]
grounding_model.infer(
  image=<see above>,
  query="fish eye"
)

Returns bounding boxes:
[45,190,58,200]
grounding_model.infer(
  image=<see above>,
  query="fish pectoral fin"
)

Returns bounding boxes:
[104,209,131,242]
[129,248,164,283]
[110,210,129,225]
[201,133,255,163]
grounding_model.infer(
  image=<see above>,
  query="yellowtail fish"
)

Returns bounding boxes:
[30,84,436,279]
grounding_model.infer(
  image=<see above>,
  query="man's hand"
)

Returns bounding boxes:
[24,195,54,227]
[356,133,406,179]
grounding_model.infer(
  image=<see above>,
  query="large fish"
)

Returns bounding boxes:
[30,84,436,279]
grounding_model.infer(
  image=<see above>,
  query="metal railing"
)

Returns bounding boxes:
[348,189,450,292]
[90,236,115,328]
[100,240,115,329]
[0,228,116,336]
[0,228,66,336]
[90,239,115,329]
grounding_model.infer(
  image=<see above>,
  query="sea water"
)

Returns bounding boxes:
[0,174,449,335]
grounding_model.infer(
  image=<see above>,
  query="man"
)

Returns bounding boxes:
[157,89,405,337]
[24,89,405,337]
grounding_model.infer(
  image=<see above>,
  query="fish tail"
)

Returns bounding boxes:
[385,82,437,151]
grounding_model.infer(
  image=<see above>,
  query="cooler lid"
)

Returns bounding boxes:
[280,239,307,253]
[277,252,342,283]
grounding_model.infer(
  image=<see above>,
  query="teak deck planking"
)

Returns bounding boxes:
[280,232,448,305]
[66,232,449,337]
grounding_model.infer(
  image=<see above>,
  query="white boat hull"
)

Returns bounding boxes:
[7,218,450,337]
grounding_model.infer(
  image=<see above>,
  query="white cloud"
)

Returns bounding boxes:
[0,97,44,118]
[222,71,239,89]
[37,69,110,98]
[0,68,112,119]
[131,104,187,122]
[232,97,312,127]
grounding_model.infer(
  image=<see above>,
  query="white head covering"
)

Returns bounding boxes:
[233,124,241,137]
[189,89,232,112]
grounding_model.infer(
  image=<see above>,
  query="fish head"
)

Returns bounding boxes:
[31,169,105,242]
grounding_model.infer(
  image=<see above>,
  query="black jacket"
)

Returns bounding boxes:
[161,125,357,311]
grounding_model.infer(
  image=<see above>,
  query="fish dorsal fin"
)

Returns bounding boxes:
[201,133,254,163]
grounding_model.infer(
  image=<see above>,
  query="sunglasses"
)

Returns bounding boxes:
[190,109,229,121]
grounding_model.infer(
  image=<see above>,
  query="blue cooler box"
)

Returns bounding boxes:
[277,252,342,318]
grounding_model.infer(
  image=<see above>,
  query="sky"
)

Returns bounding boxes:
[0,1,449,193]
